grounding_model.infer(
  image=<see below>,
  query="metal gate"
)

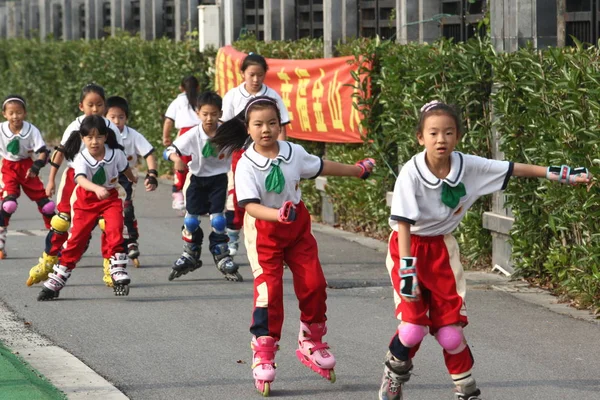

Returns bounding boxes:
[296,0,323,39]
[564,0,599,45]
[358,0,395,40]
[440,0,486,42]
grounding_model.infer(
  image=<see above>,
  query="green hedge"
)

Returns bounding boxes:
[0,33,215,174]
[492,42,600,311]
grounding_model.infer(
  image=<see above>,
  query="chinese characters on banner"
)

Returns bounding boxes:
[214,46,367,143]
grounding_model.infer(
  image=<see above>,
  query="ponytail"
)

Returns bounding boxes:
[211,118,249,157]
[182,76,200,111]
[63,131,83,161]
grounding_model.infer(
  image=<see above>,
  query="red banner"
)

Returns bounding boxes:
[214,46,366,143]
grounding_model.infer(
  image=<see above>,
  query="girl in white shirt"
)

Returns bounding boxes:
[37,115,137,301]
[212,96,374,396]
[380,100,591,400]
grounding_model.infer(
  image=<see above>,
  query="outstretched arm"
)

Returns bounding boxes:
[321,158,375,178]
[513,163,591,184]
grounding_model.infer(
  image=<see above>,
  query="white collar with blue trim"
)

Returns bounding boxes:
[413,150,465,189]
[81,145,115,167]
[239,83,268,98]
[243,141,293,171]
[1,121,32,139]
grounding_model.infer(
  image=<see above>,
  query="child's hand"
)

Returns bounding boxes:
[546,165,591,185]
[144,174,158,192]
[277,201,297,224]
[355,158,376,179]
[45,181,55,197]
[95,187,110,200]
[162,136,172,146]
[26,160,45,179]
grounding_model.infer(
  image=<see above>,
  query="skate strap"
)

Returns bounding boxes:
[110,258,128,266]
[305,341,330,354]
[109,266,127,274]
[251,357,277,369]
[51,265,71,280]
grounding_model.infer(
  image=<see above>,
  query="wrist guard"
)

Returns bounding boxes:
[145,174,158,186]
[29,159,46,176]
[356,158,376,179]
[546,165,590,184]
[277,201,297,224]
[400,257,418,298]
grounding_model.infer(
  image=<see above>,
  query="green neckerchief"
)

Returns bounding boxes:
[92,166,107,185]
[441,181,466,209]
[7,138,19,155]
[202,141,217,158]
[265,160,285,194]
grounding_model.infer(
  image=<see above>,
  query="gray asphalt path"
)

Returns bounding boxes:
[0,169,599,399]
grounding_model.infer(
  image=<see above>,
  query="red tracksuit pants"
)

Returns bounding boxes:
[1,158,53,228]
[386,231,473,375]
[244,202,327,341]
[59,187,123,269]
[173,126,193,192]
[45,167,77,255]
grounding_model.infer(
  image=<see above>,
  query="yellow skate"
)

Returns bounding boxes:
[103,258,113,287]
[26,252,58,286]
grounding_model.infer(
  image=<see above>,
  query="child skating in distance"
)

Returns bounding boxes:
[27,83,122,286]
[0,95,55,258]
[379,100,591,400]
[220,53,290,258]
[102,96,158,275]
[165,91,242,282]
[212,96,375,396]
[162,76,201,214]
[37,115,137,301]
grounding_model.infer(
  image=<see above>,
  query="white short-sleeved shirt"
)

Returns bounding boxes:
[73,145,129,190]
[119,126,155,168]
[221,83,290,125]
[235,141,323,209]
[0,121,46,161]
[61,116,123,168]
[166,124,231,177]
[389,151,513,236]
[164,93,201,129]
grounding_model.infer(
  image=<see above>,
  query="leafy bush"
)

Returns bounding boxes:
[0,33,215,174]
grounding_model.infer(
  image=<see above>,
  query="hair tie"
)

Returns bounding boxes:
[244,97,278,120]
[249,52,254,55]
[420,100,442,113]
[2,97,25,109]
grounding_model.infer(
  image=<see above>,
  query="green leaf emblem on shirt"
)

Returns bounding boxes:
[265,161,285,194]
[92,167,106,185]
[441,181,466,209]
[7,138,19,155]
[202,141,217,158]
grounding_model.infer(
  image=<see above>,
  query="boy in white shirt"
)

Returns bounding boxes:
[165,91,242,282]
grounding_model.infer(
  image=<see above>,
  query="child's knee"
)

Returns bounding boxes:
[435,325,466,354]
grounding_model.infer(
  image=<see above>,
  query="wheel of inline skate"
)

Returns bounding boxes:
[328,369,336,383]
[0,250,7,259]
[234,272,243,282]
[255,381,270,397]
[26,276,35,287]
[132,258,140,268]
[168,269,179,281]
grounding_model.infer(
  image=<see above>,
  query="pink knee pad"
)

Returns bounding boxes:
[435,325,466,354]
[2,200,17,214]
[41,200,56,215]
[397,323,428,348]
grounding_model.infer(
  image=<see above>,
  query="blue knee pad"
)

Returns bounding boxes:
[210,213,226,234]
[183,214,201,233]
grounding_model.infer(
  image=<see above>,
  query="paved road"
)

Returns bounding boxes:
[0,170,599,399]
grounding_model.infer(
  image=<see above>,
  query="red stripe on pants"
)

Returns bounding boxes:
[59,187,123,269]
[173,126,194,192]
[1,158,52,228]
[248,202,327,340]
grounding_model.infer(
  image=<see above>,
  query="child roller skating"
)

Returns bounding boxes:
[165,91,242,283]
[212,96,374,396]
[104,96,158,271]
[0,95,56,260]
[36,115,137,300]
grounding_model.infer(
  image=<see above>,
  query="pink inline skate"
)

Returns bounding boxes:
[295,322,336,382]
[251,336,278,397]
